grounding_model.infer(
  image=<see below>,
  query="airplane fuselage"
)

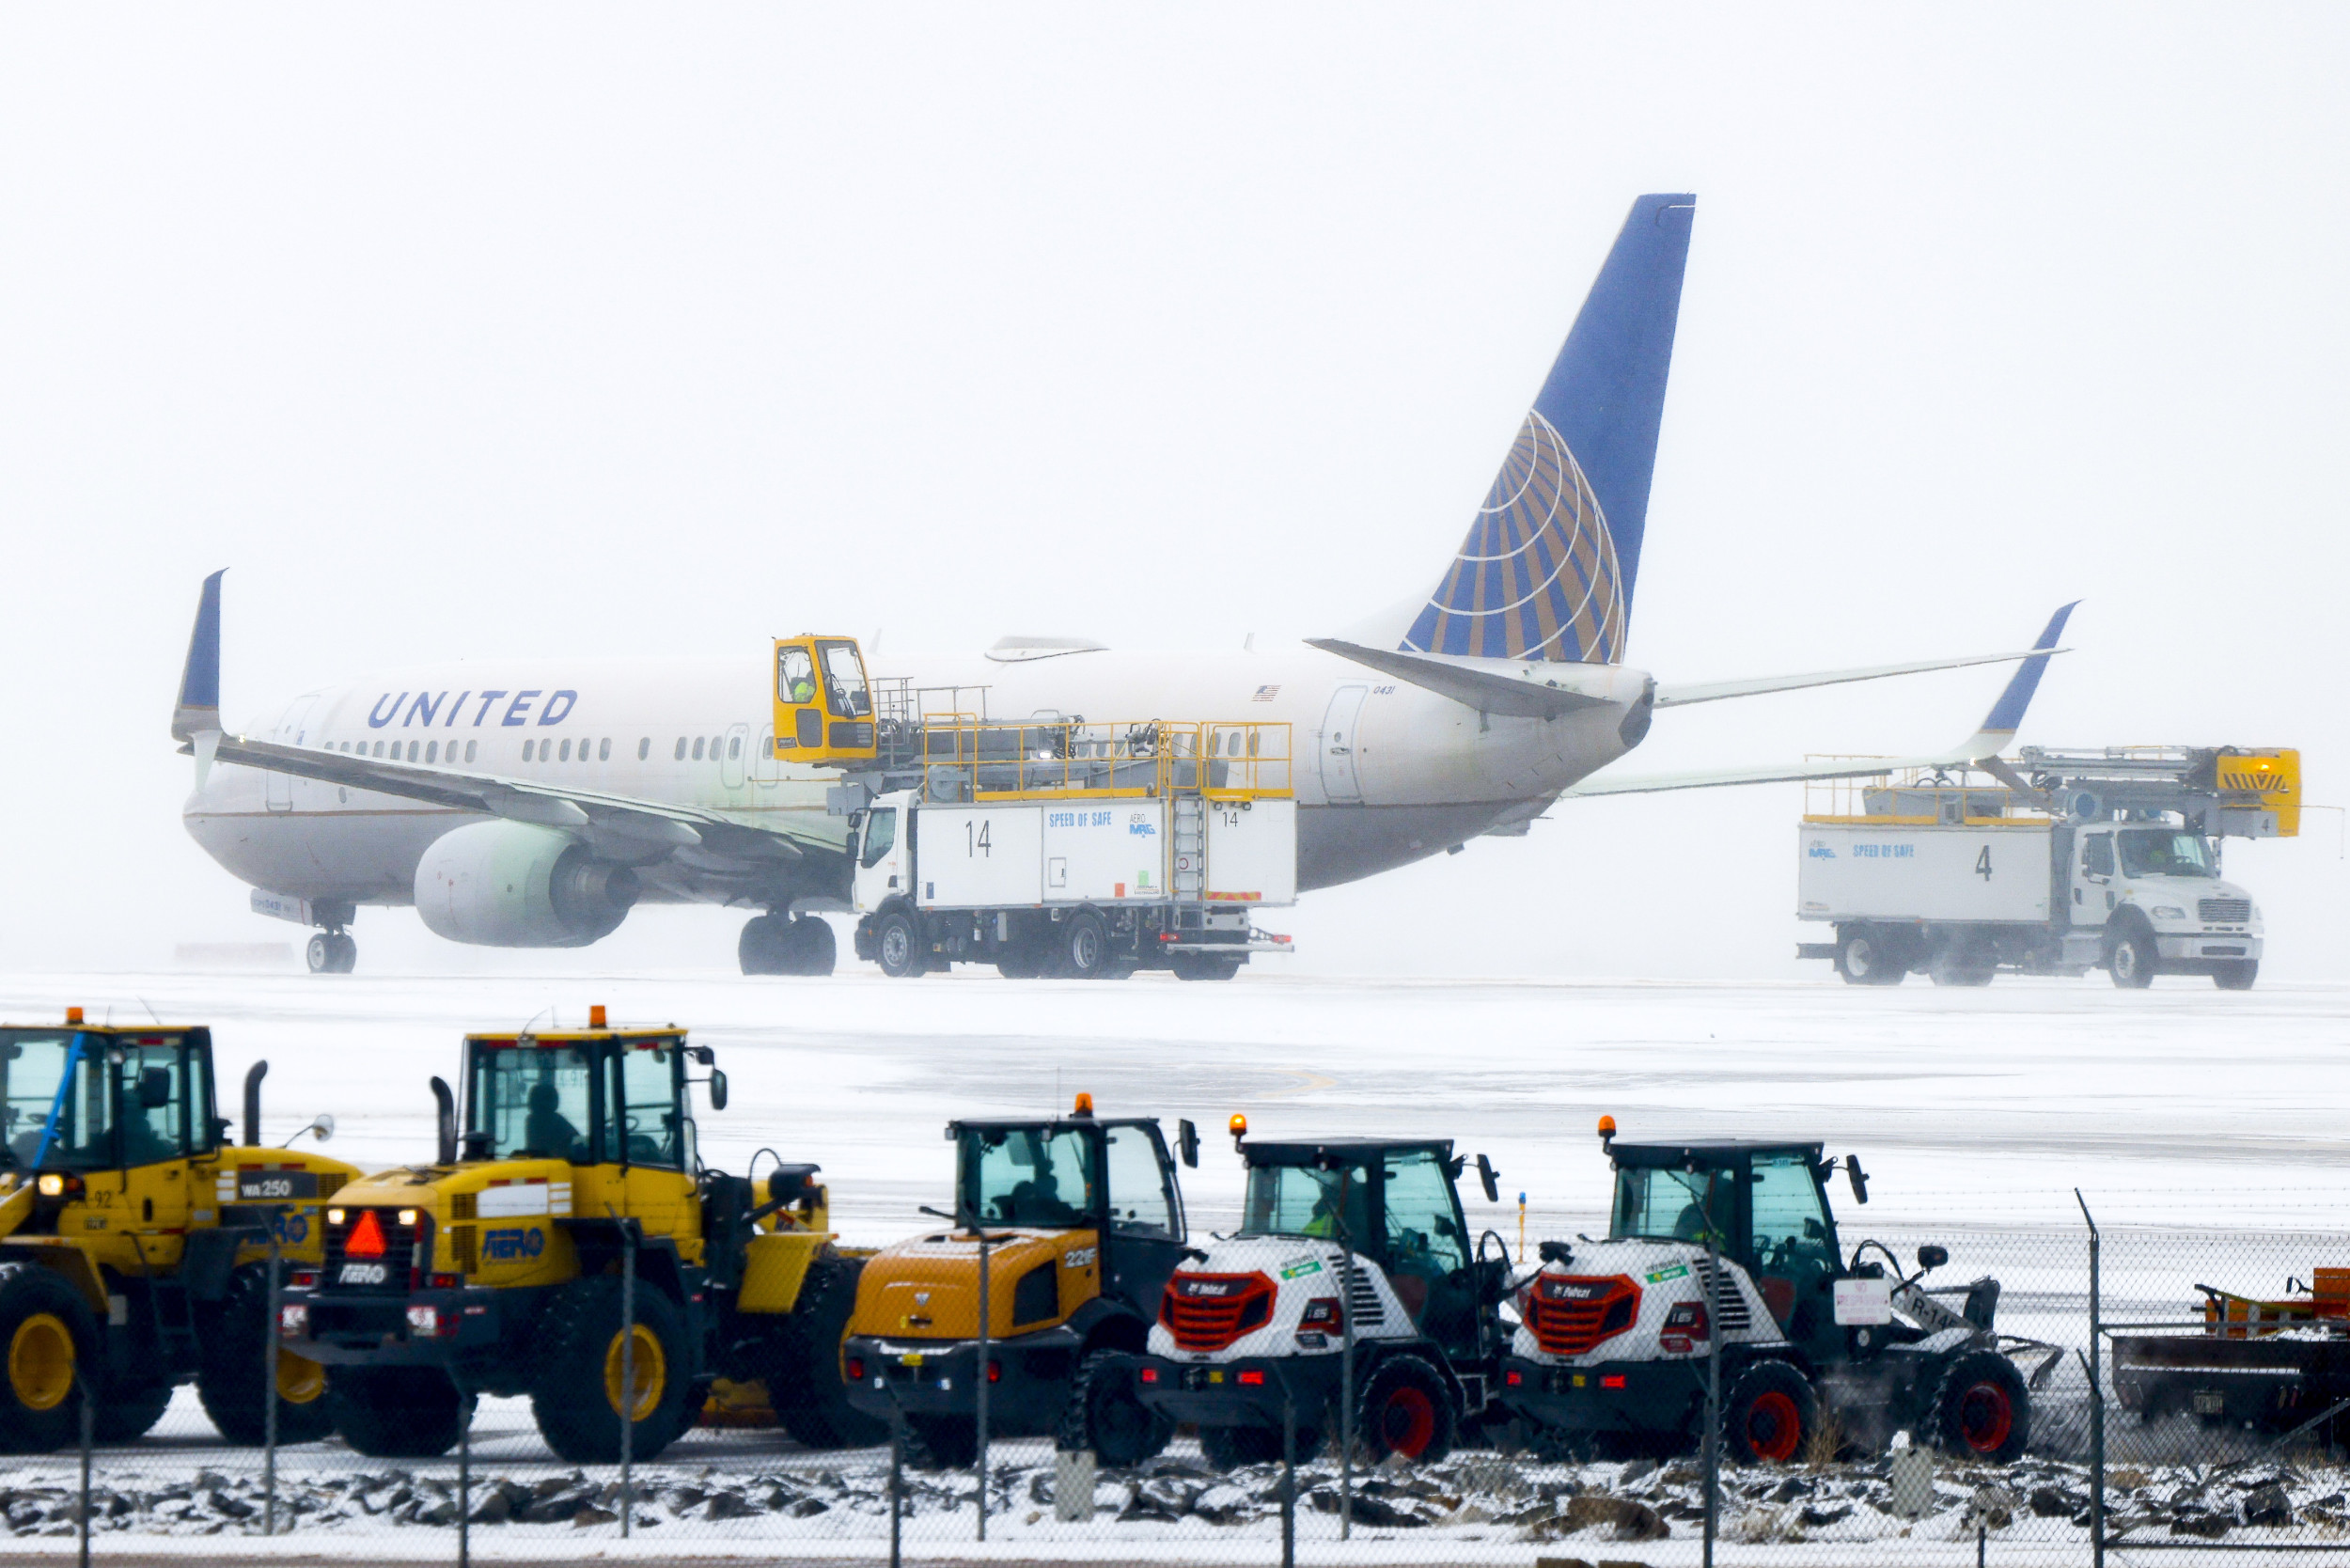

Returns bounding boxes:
[182,643,1650,926]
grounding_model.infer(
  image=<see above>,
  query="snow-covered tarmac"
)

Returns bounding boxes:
[7,966,2342,1238]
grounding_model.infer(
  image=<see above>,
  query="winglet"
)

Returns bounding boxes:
[1950,601,2077,761]
[172,571,227,760]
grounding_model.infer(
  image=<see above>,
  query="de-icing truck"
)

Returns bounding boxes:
[842,716,1296,980]
[1795,745,2297,989]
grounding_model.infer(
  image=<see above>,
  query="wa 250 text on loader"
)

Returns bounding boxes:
[278,1008,881,1461]
[1133,1120,1512,1468]
[1496,1120,2057,1465]
[0,1010,355,1450]
[843,1097,1200,1466]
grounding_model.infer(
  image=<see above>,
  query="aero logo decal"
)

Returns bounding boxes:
[1402,410,1623,665]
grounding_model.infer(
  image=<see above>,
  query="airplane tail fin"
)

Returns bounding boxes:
[1402,193,1695,666]
[172,570,227,744]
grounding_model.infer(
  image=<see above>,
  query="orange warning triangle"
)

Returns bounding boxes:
[346,1208,388,1259]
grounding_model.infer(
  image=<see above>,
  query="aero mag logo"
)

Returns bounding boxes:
[483,1226,547,1262]
[1128,814,1156,837]
[1808,840,1836,859]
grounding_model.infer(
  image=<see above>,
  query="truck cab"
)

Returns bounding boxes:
[844,1098,1198,1466]
[2068,821,2262,987]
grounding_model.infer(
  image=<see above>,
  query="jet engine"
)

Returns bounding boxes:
[413,820,639,948]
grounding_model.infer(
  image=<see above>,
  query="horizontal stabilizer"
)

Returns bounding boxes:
[1307,639,1626,719]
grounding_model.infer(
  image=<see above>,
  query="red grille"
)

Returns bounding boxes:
[1527,1274,1640,1356]
[1159,1271,1276,1352]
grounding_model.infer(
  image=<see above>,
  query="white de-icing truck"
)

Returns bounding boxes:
[1795,745,2298,989]
[841,717,1296,980]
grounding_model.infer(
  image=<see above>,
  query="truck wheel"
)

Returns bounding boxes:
[875,911,924,979]
[2107,923,2158,988]
[530,1275,694,1464]
[1171,953,1243,981]
[2214,961,2259,991]
[196,1263,335,1446]
[1931,1349,2029,1462]
[1929,950,1996,987]
[1355,1353,1457,1464]
[904,1413,979,1469]
[0,1262,96,1454]
[1056,1348,1173,1466]
[763,1256,887,1450]
[1724,1360,1815,1465]
[94,1377,176,1443]
[1837,929,1904,986]
[326,1366,470,1457]
[1060,910,1112,979]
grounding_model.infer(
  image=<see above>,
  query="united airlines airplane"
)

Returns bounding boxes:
[172,195,2070,975]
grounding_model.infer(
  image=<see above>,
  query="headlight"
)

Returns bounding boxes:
[326,1208,346,1225]
[37,1173,65,1198]
[2151,905,2186,919]
[397,1209,419,1227]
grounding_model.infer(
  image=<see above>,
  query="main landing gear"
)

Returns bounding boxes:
[306,931,356,974]
[740,913,838,977]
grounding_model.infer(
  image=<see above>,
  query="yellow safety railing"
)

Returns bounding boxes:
[1800,759,2051,827]
[916,720,1292,804]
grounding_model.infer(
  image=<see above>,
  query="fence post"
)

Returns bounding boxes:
[1702,1231,1723,1568]
[2078,1189,2104,1568]
[263,1233,281,1536]
[1281,1378,1297,1568]
[975,1225,991,1542]
[1337,1168,1355,1542]
[458,1394,471,1568]
[887,1390,904,1568]
[77,1371,93,1568]
[619,1218,636,1540]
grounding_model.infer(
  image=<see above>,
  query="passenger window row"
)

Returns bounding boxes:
[519,737,624,764]
[673,735,741,761]
[333,738,479,764]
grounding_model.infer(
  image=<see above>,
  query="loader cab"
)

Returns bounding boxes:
[951,1105,1192,1319]
[772,634,878,767]
[2,1023,219,1182]
[454,1022,720,1256]
[1235,1136,1490,1359]
[1606,1139,1844,1364]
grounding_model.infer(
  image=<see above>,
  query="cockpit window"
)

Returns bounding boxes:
[777,646,817,706]
[819,640,872,719]
[472,1044,596,1164]
[963,1125,1095,1227]
[1240,1159,1372,1243]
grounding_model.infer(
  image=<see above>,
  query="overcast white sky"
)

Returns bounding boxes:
[3,6,2343,980]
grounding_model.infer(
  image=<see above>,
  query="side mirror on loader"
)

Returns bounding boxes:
[1178,1119,1199,1168]
[136,1068,174,1110]
[1918,1244,1950,1273]
[708,1070,729,1112]
[1845,1154,1871,1205]
[1476,1153,1501,1204]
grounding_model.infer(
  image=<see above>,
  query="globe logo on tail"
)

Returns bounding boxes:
[1402,410,1624,666]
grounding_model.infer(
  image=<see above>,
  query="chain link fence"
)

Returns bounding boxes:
[11,1211,2350,1565]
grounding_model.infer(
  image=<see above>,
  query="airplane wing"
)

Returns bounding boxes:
[172,571,835,869]
[1564,602,2077,797]
[1653,644,2070,708]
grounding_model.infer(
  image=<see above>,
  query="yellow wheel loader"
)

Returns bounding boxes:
[278,1007,881,1462]
[843,1095,1200,1467]
[0,1009,356,1450]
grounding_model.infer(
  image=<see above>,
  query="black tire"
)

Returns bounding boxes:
[1198,1421,1324,1468]
[1056,1348,1172,1466]
[1355,1353,1457,1465]
[790,917,838,977]
[1170,953,1243,981]
[1837,928,1904,986]
[196,1263,335,1446]
[2214,960,2259,991]
[1060,910,1112,980]
[329,933,357,972]
[1931,1348,2030,1463]
[327,1365,470,1458]
[763,1256,887,1450]
[739,913,789,975]
[1724,1359,1816,1465]
[2108,922,2158,988]
[529,1275,695,1464]
[875,910,924,979]
[95,1378,176,1443]
[904,1413,978,1469]
[0,1262,98,1454]
[1929,954,1996,987]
